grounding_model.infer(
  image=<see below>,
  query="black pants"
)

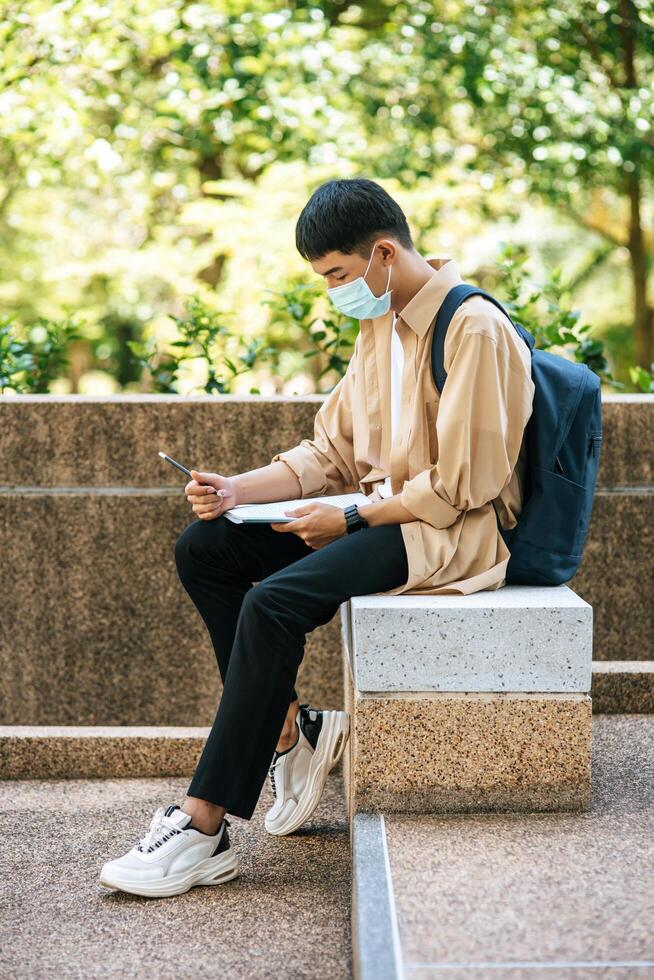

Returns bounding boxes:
[173,513,409,820]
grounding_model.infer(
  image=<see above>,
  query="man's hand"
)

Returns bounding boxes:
[185,469,237,521]
[270,502,347,549]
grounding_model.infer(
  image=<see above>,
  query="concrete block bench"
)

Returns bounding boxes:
[340,585,593,823]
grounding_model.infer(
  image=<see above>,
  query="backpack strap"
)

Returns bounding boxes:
[431,284,535,394]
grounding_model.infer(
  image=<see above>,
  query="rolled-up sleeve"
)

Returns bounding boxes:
[271,335,360,498]
[400,328,534,528]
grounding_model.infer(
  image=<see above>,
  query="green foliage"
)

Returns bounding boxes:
[3,240,651,396]
[124,279,358,395]
[628,364,654,393]
[0,314,84,393]
[260,278,359,389]
[128,292,278,394]
[373,0,654,193]
[0,0,652,386]
[486,242,624,387]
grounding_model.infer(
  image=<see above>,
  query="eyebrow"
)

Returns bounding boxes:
[318,265,344,277]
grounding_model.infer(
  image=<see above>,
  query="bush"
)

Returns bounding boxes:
[1,243,652,395]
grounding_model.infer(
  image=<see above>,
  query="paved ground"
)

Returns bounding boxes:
[386,714,654,979]
[4,716,652,980]
[0,771,351,979]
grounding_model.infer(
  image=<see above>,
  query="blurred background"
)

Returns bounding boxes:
[1,0,652,396]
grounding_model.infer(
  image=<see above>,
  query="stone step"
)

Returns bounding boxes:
[351,714,654,979]
[1,772,351,977]
[0,726,210,779]
[342,585,593,693]
[0,725,349,781]
[342,584,595,820]
[1,662,649,784]
[591,660,654,713]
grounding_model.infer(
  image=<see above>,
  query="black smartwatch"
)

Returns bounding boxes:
[344,503,370,534]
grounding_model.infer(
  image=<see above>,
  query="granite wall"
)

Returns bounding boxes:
[0,393,651,725]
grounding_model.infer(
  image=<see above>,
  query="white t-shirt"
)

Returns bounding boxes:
[378,312,403,498]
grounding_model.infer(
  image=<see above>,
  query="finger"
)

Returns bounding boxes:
[189,484,221,497]
[271,516,307,533]
[191,470,222,493]
[193,500,223,516]
[193,494,223,509]
[283,516,309,530]
[284,505,315,517]
[187,482,207,495]
[191,469,217,487]
[186,486,225,501]
[185,480,207,495]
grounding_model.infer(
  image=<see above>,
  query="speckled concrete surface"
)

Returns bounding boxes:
[592,661,654,713]
[0,772,351,979]
[0,395,328,488]
[342,652,591,822]
[0,491,344,727]
[345,587,592,694]
[1,397,653,735]
[384,713,654,980]
[569,487,654,663]
[0,726,213,779]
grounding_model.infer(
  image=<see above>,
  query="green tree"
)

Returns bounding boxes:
[1,0,651,386]
[347,0,653,366]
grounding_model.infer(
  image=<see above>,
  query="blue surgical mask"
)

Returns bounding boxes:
[326,243,393,319]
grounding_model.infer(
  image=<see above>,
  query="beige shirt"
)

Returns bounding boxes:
[271,257,536,596]
[378,311,401,500]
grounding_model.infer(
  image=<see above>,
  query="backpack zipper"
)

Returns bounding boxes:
[588,434,602,458]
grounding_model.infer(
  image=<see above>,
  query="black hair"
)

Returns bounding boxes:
[295,177,414,261]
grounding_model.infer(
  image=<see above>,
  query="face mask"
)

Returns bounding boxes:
[326,243,393,319]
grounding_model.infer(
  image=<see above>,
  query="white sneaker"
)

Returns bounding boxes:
[265,702,350,836]
[98,803,238,897]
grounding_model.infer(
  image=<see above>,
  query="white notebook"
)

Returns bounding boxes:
[222,491,372,524]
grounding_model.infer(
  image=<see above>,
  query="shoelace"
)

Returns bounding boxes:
[136,807,185,853]
[268,758,278,798]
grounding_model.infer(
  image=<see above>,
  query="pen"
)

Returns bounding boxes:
[158,451,222,495]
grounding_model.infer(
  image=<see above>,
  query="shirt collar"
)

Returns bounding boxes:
[394,257,463,338]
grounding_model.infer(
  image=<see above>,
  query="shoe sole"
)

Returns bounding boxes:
[265,709,350,836]
[98,847,239,898]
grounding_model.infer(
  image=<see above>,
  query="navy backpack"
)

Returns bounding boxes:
[430,284,603,586]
